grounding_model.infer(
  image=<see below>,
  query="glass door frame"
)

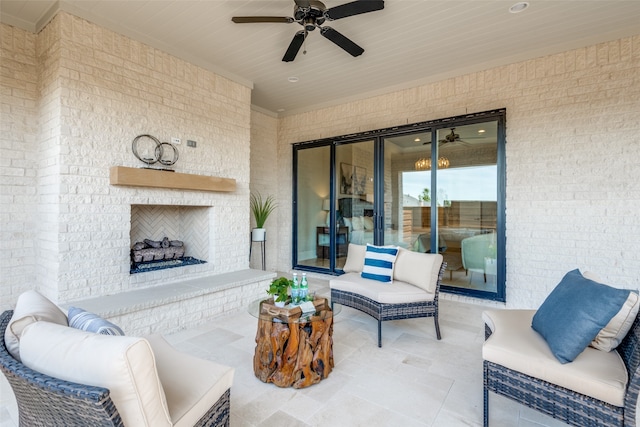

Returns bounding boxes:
[292,109,506,302]
[431,115,506,302]
[291,140,339,273]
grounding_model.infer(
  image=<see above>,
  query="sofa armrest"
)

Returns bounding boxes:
[482,309,537,338]
[146,335,234,427]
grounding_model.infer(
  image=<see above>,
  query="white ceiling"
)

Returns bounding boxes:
[2,1,639,116]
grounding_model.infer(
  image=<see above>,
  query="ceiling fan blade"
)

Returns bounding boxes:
[282,31,307,62]
[325,0,384,20]
[232,16,293,24]
[320,27,364,57]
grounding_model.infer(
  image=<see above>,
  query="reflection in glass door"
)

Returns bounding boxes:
[335,140,375,266]
[435,123,499,294]
[295,145,332,269]
[383,131,433,249]
[382,121,501,299]
[294,139,376,272]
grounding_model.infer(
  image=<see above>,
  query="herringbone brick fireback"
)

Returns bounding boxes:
[131,205,209,261]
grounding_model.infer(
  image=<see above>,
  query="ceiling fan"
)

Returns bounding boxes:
[231,0,384,62]
[439,128,463,145]
[421,129,467,146]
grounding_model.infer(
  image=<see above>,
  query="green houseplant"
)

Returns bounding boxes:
[250,192,277,241]
[267,277,292,306]
[419,188,431,204]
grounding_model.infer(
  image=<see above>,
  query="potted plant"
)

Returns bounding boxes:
[418,188,431,206]
[250,192,277,242]
[267,277,291,307]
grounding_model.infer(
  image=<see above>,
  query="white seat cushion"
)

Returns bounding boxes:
[330,272,435,304]
[482,309,628,407]
[19,321,172,427]
[146,335,235,427]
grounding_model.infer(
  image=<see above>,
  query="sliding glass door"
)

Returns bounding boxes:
[435,123,499,294]
[294,144,332,269]
[293,139,377,272]
[293,110,505,301]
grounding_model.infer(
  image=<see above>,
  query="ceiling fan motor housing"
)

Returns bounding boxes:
[295,1,326,28]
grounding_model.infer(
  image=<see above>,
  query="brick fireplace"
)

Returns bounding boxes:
[0,12,259,310]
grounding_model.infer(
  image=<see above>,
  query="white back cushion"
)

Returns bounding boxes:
[351,216,364,231]
[583,271,640,351]
[20,321,171,427]
[343,243,367,273]
[5,290,68,361]
[393,248,443,293]
[363,216,374,231]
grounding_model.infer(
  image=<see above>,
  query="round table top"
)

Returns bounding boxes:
[248,297,340,323]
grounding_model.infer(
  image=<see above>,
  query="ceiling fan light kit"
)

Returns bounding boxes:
[232,0,384,62]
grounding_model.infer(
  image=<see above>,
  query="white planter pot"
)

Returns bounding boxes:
[273,297,285,308]
[252,228,266,241]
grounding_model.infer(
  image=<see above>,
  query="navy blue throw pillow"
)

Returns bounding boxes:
[532,269,630,363]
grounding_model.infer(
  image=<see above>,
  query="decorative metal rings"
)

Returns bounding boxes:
[158,142,179,166]
[132,134,179,167]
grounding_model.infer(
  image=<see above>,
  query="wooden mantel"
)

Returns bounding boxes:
[109,166,236,192]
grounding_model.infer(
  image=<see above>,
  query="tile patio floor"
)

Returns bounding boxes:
[0,275,568,427]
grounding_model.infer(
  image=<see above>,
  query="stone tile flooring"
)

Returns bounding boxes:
[0,276,568,427]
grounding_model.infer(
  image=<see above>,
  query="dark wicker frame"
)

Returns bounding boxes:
[483,313,640,427]
[0,310,231,427]
[331,262,446,347]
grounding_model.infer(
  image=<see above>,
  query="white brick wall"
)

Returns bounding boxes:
[249,108,280,271]
[276,35,640,308]
[1,13,253,309]
[0,25,38,304]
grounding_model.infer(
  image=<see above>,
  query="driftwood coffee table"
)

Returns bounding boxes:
[248,297,340,388]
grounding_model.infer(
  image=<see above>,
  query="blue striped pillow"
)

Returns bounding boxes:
[68,307,125,336]
[361,244,399,283]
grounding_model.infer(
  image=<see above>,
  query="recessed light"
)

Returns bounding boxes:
[509,2,529,13]
[288,76,299,83]
[277,108,285,112]
[414,138,421,142]
[478,129,486,134]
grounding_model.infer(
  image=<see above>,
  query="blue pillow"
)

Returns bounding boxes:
[68,307,125,336]
[531,269,630,363]
[361,244,398,283]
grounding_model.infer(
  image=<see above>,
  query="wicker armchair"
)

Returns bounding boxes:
[0,310,231,427]
[483,309,640,427]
